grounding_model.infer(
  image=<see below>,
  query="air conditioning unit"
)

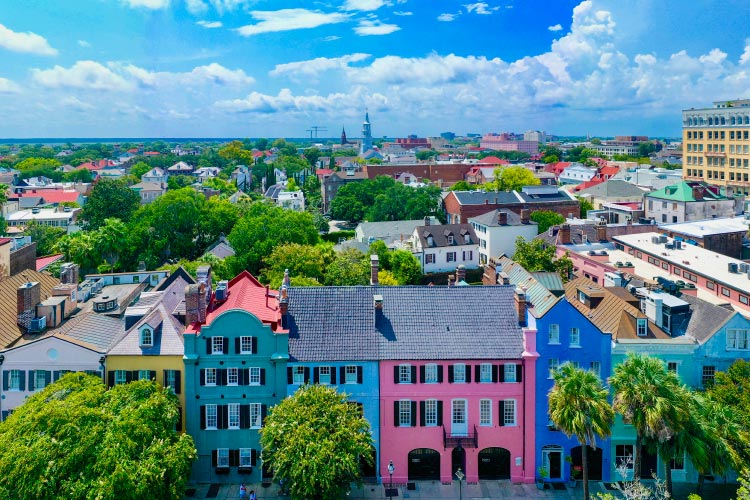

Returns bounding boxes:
[29,316,47,332]
[659,235,668,243]
[740,263,749,273]
[729,263,739,273]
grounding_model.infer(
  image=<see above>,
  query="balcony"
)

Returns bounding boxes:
[443,425,478,449]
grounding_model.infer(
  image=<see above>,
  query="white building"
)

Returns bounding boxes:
[277,190,305,211]
[410,221,479,273]
[559,164,598,186]
[141,167,168,184]
[6,207,80,229]
[468,209,538,265]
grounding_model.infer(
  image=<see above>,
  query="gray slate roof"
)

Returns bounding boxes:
[287,285,524,361]
[50,312,126,352]
[680,293,735,343]
[469,209,530,227]
[450,190,519,205]
[357,218,435,244]
[516,189,575,203]
[415,223,477,249]
[576,179,647,198]
[108,302,184,356]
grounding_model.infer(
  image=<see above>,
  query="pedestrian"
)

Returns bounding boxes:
[239,483,247,499]
[249,489,257,500]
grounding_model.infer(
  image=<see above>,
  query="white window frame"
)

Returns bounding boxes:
[667,362,679,375]
[480,363,492,383]
[250,403,262,429]
[205,404,218,430]
[138,370,150,381]
[228,403,240,429]
[217,448,229,467]
[727,329,750,350]
[399,400,412,427]
[249,367,261,385]
[637,318,648,337]
[140,327,153,347]
[212,336,224,354]
[616,444,634,470]
[570,327,580,347]
[345,365,358,384]
[548,358,559,379]
[399,364,412,384]
[480,399,492,426]
[504,363,517,383]
[446,252,456,262]
[424,363,438,384]
[8,370,21,391]
[205,367,217,386]
[227,367,239,386]
[240,336,253,354]
[165,370,177,392]
[503,399,516,426]
[35,370,47,391]
[548,324,560,344]
[319,366,331,385]
[453,363,466,383]
[424,399,438,426]
[240,448,253,468]
[590,361,601,378]
[115,370,128,385]
[292,366,305,385]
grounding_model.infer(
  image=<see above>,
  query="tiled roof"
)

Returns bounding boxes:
[679,294,735,344]
[357,219,433,243]
[469,209,531,227]
[154,267,195,314]
[287,285,524,361]
[494,256,562,317]
[415,223,477,249]
[8,312,126,351]
[108,302,184,356]
[36,254,64,272]
[478,156,509,165]
[0,271,60,348]
[18,189,81,204]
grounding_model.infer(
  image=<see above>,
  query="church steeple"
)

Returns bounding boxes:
[341,125,348,145]
[360,109,373,154]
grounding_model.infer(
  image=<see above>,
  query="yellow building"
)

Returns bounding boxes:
[683,99,750,195]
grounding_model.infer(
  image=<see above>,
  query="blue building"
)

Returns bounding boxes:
[492,256,613,483]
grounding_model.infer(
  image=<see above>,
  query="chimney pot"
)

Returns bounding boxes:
[370,254,379,285]
[497,211,508,225]
[424,216,430,226]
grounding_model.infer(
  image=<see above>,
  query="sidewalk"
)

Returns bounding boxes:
[184,479,738,500]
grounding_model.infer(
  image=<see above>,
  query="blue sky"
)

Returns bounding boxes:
[0,0,749,138]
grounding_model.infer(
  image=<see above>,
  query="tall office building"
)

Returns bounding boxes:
[683,99,750,195]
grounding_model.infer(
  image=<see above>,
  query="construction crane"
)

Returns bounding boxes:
[306,125,328,140]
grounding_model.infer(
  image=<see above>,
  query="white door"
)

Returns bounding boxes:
[451,399,468,436]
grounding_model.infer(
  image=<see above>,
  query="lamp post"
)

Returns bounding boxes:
[387,460,394,498]
[455,467,464,500]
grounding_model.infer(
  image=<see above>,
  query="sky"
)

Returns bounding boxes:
[0,0,749,139]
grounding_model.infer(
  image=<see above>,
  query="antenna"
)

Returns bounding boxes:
[306,126,328,140]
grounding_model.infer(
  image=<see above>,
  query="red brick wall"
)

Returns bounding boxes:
[366,164,472,186]
[443,193,580,223]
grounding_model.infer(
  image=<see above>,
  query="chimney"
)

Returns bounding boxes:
[59,262,79,285]
[196,265,212,306]
[370,254,379,285]
[185,283,207,326]
[456,265,466,283]
[17,282,41,315]
[515,286,527,326]
[447,274,455,287]
[559,224,572,244]
[423,216,430,226]
[279,269,290,316]
[596,222,607,242]
[693,186,704,201]
[520,209,530,224]
[497,211,508,225]
[498,272,510,285]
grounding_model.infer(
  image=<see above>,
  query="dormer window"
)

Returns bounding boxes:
[636,318,648,337]
[447,235,455,245]
[464,234,470,244]
[578,290,587,303]
[140,327,153,347]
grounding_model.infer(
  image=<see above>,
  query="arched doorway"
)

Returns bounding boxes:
[408,448,440,480]
[542,445,563,480]
[478,447,511,480]
[571,445,603,481]
[360,445,377,482]
[451,446,466,476]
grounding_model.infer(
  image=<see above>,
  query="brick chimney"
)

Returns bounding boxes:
[520,209,530,224]
[515,286,527,326]
[497,211,508,225]
[17,282,40,315]
[456,265,466,283]
[692,186,704,201]
[59,263,79,285]
[559,224,572,244]
[424,216,431,226]
[370,255,379,285]
[185,283,207,326]
[279,269,290,316]
[596,222,607,242]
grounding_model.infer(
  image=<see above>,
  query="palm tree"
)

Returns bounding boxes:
[549,363,614,500]
[609,353,687,481]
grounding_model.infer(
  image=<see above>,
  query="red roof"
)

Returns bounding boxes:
[599,165,620,178]
[127,148,139,153]
[478,156,509,165]
[574,178,605,192]
[144,151,160,156]
[316,168,334,177]
[19,189,80,204]
[546,162,571,174]
[185,271,284,334]
[36,254,64,272]
[77,159,116,171]
[0,238,11,247]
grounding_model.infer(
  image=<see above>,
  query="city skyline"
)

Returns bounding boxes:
[0,0,749,139]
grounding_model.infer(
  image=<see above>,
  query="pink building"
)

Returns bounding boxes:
[377,288,538,484]
[480,133,539,155]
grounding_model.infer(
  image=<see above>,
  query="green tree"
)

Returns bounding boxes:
[324,248,369,286]
[449,180,478,191]
[94,218,129,270]
[485,166,540,192]
[218,140,254,165]
[303,147,321,166]
[368,240,390,270]
[80,179,141,230]
[0,373,195,500]
[63,169,94,183]
[415,150,437,161]
[548,363,614,500]
[260,243,334,286]
[260,384,373,500]
[274,155,309,178]
[389,249,422,285]
[55,231,101,273]
[129,161,151,180]
[609,353,687,481]
[578,197,595,218]
[0,183,7,234]
[529,210,564,234]
[512,237,573,281]
[202,177,238,195]
[24,222,66,256]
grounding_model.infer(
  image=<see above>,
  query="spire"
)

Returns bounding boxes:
[341,125,348,145]
[364,108,370,124]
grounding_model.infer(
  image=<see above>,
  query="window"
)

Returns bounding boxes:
[548,324,560,344]
[570,328,580,347]
[212,336,224,354]
[727,329,750,350]
[249,367,261,385]
[480,363,492,383]
[318,366,331,385]
[425,253,435,264]
[399,364,412,384]
[250,403,263,428]
[741,295,749,305]
[590,361,601,378]
[453,363,466,383]
[702,366,716,387]
[616,445,634,469]
[115,370,128,385]
[205,404,218,429]
[205,368,217,386]
[446,252,456,262]
[240,336,254,354]
[667,362,678,375]
[227,367,239,385]
[462,250,473,261]
[35,370,47,391]
[504,363,517,383]
[548,358,559,379]
[8,370,21,391]
[138,370,151,381]
[399,400,412,427]
[721,287,731,297]
[636,318,648,337]
[424,363,438,384]
[480,399,492,426]
[577,290,586,303]
[140,328,153,347]
[228,403,240,429]
[424,399,438,426]
[240,448,253,468]
[133,275,140,283]
[165,370,177,393]
[216,448,229,468]
[671,453,685,471]
[503,399,516,426]
[293,366,305,385]
[345,365,358,384]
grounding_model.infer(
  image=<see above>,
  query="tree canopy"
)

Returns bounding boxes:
[484,166,540,192]
[0,373,195,500]
[80,179,141,230]
[512,237,573,281]
[529,210,564,234]
[260,384,374,500]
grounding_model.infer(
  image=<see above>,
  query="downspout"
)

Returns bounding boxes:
[522,357,527,480]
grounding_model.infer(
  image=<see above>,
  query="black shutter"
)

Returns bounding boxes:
[251,449,258,466]
[330,367,337,385]
[393,366,399,384]
[28,371,35,391]
[235,337,241,354]
[437,401,443,426]
[176,406,182,432]
[45,371,51,386]
[517,364,523,382]
[340,367,346,383]
[126,371,134,383]
[420,365,426,383]
[219,369,227,386]
[498,365,505,383]
[410,401,417,427]
[18,372,24,391]
[252,337,258,354]
[200,406,206,430]
[200,369,206,386]
[393,401,399,426]
[222,337,229,354]
[240,405,250,429]
[448,365,454,383]
[260,368,266,385]
[206,338,212,354]
[499,401,506,426]
[287,367,293,384]
[474,365,480,383]
[303,367,310,383]
[149,370,156,381]
[261,405,267,426]
[237,368,245,386]
[219,405,228,429]
[492,365,498,383]
[163,369,168,387]
[419,401,426,426]
[313,367,319,384]
[230,449,239,467]
[107,371,115,388]
[356,366,363,384]
[211,449,217,467]
[410,366,417,384]
[466,365,472,383]
[437,365,444,383]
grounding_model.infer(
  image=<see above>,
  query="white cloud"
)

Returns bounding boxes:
[78,40,91,48]
[741,40,750,65]
[464,2,499,15]
[186,62,255,85]
[32,61,133,91]
[61,96,95,110]
[354,19,400,35]
[323,35,341,42]
[197,20,223,28]
[271,53,371,78]
[343,0,386,11]
[548,24,563,32]
[393,11,412,16]
[0,77,21,94]
[185,0,207,14]
[215,87,388,115]
[236,9,349,36]
[438,13,458,22]
[0,23,58,56]
[121,0,170,9]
